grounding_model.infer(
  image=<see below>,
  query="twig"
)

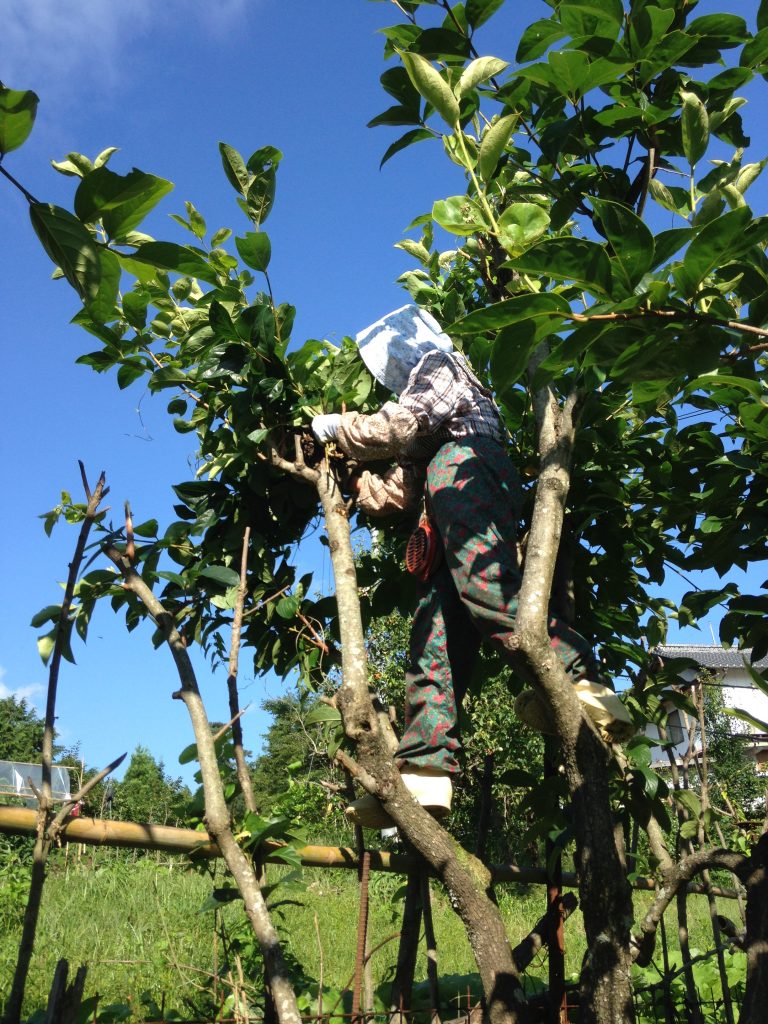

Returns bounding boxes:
[48,751,127,837]
[226,525,257,814]
[4,464,108,1024]
[0,162,41,205]
[212,706,251,744]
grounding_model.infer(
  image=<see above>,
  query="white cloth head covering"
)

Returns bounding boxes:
[355,304,454,395]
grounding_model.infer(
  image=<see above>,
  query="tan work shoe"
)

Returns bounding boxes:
[345,767,453,830]
[515,681,634,743]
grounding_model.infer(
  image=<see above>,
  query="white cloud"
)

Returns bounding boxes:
[0,666,43,705]
[1,0,251,98]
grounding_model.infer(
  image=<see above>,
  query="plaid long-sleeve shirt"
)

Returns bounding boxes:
[336,350,507,516]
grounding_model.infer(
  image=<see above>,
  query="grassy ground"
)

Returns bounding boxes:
[0,846,736,1020]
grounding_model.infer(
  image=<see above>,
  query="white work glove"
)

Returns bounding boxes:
[311,413,342,444]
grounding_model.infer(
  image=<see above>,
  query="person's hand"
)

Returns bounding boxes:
[311,414,342,444]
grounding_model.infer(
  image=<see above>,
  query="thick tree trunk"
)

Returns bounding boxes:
[316,470,528,1024]
[510,383,635,1023]
[739,834,768,1023]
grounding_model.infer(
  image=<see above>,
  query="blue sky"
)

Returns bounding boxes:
[0,1,765,785]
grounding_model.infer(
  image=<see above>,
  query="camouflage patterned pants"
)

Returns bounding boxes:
[395,437,598,774]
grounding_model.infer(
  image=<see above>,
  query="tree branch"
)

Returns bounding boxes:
[103,544,302,1024]
[633,847,748,966]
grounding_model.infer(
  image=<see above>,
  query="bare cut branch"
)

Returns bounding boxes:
[269,444,319,484]
[48,751,127,837]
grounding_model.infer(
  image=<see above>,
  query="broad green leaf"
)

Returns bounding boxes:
[199,565,241,588]
[448,291,571,334]
[29,203,101,302]
[497,203,550,255]
[465,0,506,30]
[673,789,702,818]
[650,228,692,270]
[508,238,613,298]
[245,147,281,226]
[516,20,568,63]
[477,112,517,181]
[760,0,768,31]
[219,142,249,196]
[399,50,460,127]
[675,206,752,296]
[380,128,434,167]
[74,167,173,239]
[456,57,509,98]
[37,632,56,665]
[591,198,654,294]
[432,195,489,234]
[117,360,145,389]
[30,605,62,629]
[681,90,709,167]
[367,104,422,128]
[490,318,548,390]
[561,0,624,28]
[725,706,768,733]
[741,659,768,699]
[649,178,691,217]
[236,231,271,272]
[178,743,199,765]
[276,595,300,619]
[304,704,342,725]
[129,242,220,285]
[0,86,39,154]
[86,248,121,323]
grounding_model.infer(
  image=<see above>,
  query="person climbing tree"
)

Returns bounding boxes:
[312,305,633,828]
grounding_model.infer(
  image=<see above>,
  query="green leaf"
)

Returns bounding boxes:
[74,167,173,240]
[508,238,613,297]
[276,595,300,619]
[178,742,199,765]
[235,232,271,272]
[399,50,460,127]
[380,128,434,168]
[490,319,541,389]
[37,631,56,665]
[245,146,282,227]
[29,203,101,302]
[679,819,699,840]
[0,86,39,154]
[87,248,121,323]
[448,291,571,334]
[497,203,550,255]
[367,104,422,128]
[129,242,220,285]
[304,704,342,725]
[673,789,702,819]
[675,207,752,297]
[651,228,692,270]
[516,20,568,63]
[725,706,768,733]
[199,565,241,588]
[591,198,654,294]
[681,90,709,167]
[465,0,506,30]
[432,195,489,234]
[30,605,62,629]
[456,57,509,98]
[477,112,517,181]
[219,142,249,196]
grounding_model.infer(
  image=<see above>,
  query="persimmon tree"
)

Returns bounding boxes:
[3,0,768,1021]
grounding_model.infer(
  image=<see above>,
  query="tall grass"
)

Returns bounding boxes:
[0,846,733,1020]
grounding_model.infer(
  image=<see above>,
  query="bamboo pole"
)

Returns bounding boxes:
[0,805,742,899]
